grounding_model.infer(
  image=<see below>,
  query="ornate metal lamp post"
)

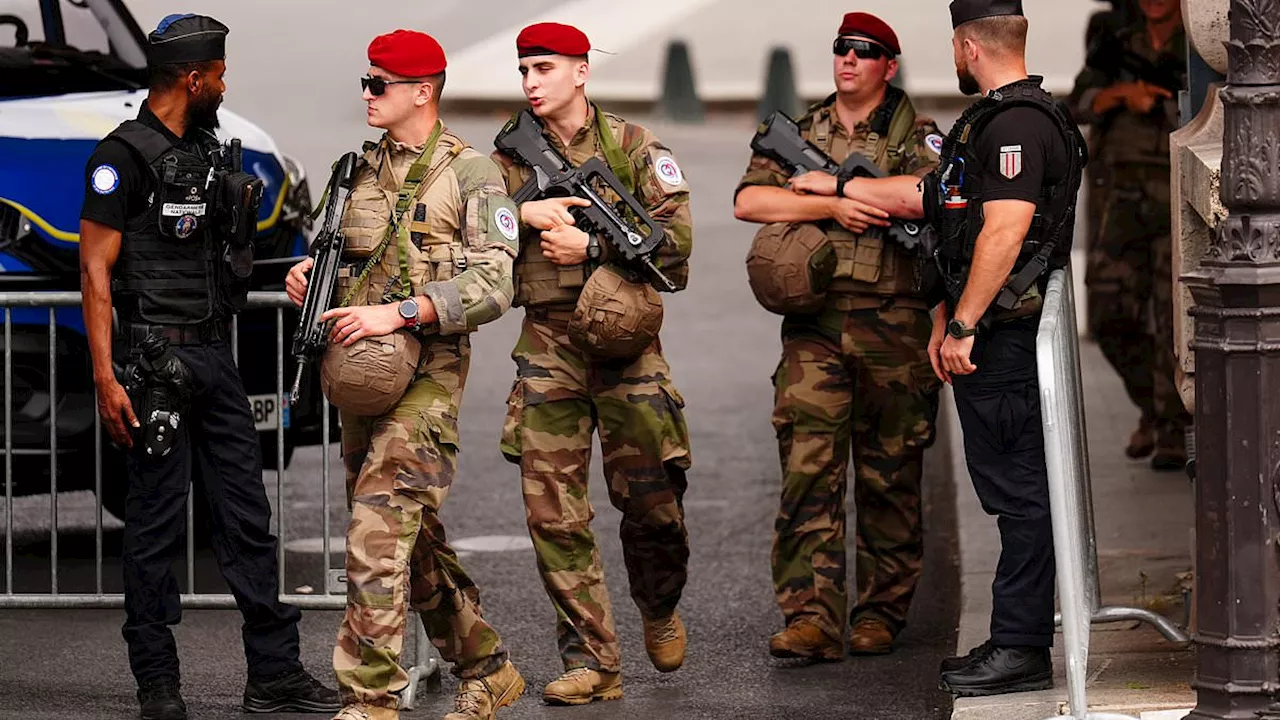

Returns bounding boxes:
[1186,1,1280,718]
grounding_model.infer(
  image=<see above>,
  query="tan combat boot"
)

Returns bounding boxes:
[443,661,525,720]
[1126,418,1156,459]
[542,668,623,706]
[769,619,842,661]
[330,704,397,720]
[642,611,687,672]
[848,617,895,656]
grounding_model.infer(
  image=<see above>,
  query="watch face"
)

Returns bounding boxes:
[399,299,418,320]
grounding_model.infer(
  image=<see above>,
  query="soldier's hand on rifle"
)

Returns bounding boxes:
[285,257,314,307]
[322,302,421,346]
[540,225,591,266]
[521,197,592,231]
[788,171,839,197]
[1126,81,1172,115]
[830,197,891,235]
[97,378,139,448]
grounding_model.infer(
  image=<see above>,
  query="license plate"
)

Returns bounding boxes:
[248,394,290,431]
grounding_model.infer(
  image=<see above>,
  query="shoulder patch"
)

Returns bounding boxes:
[925,134,945,155]
[494,207,518,241]
[654,156,683,186]
[91,164,120,195]
[999,145,1023,179]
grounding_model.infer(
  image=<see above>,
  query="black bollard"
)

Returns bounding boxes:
[659,40,704,124]
[757,46,800,121]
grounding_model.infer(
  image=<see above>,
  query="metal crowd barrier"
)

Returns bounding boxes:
[1035,269,1189,720]
[0,291,439,708]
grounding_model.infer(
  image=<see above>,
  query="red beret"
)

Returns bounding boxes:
[368,30,446,77]
[517,22,591,58]
[838,12,900,56]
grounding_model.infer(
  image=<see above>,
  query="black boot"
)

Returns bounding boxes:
[939,639,994,673]
[242,667,341,713]
[939,645,1052,697]
[137,681,187,720]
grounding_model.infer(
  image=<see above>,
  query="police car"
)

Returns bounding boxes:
[1,0,324,519]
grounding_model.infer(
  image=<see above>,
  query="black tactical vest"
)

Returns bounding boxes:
[107,121,239,325]
[923,77,1087,309]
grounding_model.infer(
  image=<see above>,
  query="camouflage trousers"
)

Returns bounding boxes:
[500,309,692,673]
[771,300,941,642]
[334,336,507,710]
[1085,165,1190,438]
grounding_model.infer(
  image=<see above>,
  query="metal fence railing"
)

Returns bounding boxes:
[1035,269,1189,720]
[0,291,439,707]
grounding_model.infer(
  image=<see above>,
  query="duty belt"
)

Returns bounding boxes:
[125,318,231,347]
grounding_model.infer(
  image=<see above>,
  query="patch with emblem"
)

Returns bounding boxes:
[999,145,1023,179]
[91,165,120,195]
[494,207,518,241]
[174,215,198,239]
[655,156,683,186]
[926,134,945,155]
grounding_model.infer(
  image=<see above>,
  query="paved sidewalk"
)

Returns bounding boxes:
[946,335,1196,720]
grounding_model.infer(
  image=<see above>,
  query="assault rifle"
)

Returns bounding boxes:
[751,111,931,251]
[494,109,676,291]
[288,152,359,403]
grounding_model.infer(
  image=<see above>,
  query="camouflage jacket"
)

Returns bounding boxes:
[491,105,693,306]
[338,128,518,335]
[1067,22,1187,168]
[735,90,943,195]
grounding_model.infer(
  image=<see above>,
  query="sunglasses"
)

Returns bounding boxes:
[833,37,892,60]
[361,76,422,96]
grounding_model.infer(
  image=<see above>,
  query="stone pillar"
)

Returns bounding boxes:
[1184,0,1280,718]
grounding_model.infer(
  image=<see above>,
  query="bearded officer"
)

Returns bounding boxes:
[79,14,338,720]
[284,29,523,720]
[926,0,1086,696]
[490,22,694,707]
[734,12,945,660]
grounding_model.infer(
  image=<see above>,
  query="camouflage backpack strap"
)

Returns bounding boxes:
[879,88,918,169]
[803,93,838,154]
[592,104,636,194]
[341,122,459,307]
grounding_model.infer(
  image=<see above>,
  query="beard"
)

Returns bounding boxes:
[186,90,223,130]
[956,63,980,96]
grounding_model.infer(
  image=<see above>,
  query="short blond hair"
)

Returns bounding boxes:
[957,15,1028,56]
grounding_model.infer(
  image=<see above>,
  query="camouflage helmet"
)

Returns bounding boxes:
[569,264,664,359]
[745,222,837,315]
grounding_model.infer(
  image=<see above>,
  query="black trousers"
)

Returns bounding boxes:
[951,316,1055,648]
[121,340,302,686]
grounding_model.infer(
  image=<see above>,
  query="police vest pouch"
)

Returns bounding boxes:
[745,222,836,315]
[156,157,213,241]
[319,329,421,417]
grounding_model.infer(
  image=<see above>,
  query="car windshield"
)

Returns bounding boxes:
[0,0,147,98]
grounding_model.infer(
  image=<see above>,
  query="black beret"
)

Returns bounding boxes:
[146,14,228,66]
[950,0,1024,29]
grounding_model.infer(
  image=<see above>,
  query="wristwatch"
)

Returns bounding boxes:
[947,318,977,339]
[586,234,602,261]
[834,174,848,199]
[398,297,420,329]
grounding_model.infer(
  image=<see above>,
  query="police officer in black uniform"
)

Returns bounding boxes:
[923,0,1086,698]
[78,15,338,720]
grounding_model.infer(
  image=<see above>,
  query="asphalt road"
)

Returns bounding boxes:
[0,113,960,720]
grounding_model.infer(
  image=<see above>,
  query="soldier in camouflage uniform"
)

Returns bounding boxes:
[1068,0,1189,470]
[285,31,523,720]
[489,22,694,706]
[733,12,944,659]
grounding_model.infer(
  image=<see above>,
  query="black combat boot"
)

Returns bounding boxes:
[939,645,1052,697]
[242,667,340,713]
[938,639,994,673]
[137,681,187,720]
